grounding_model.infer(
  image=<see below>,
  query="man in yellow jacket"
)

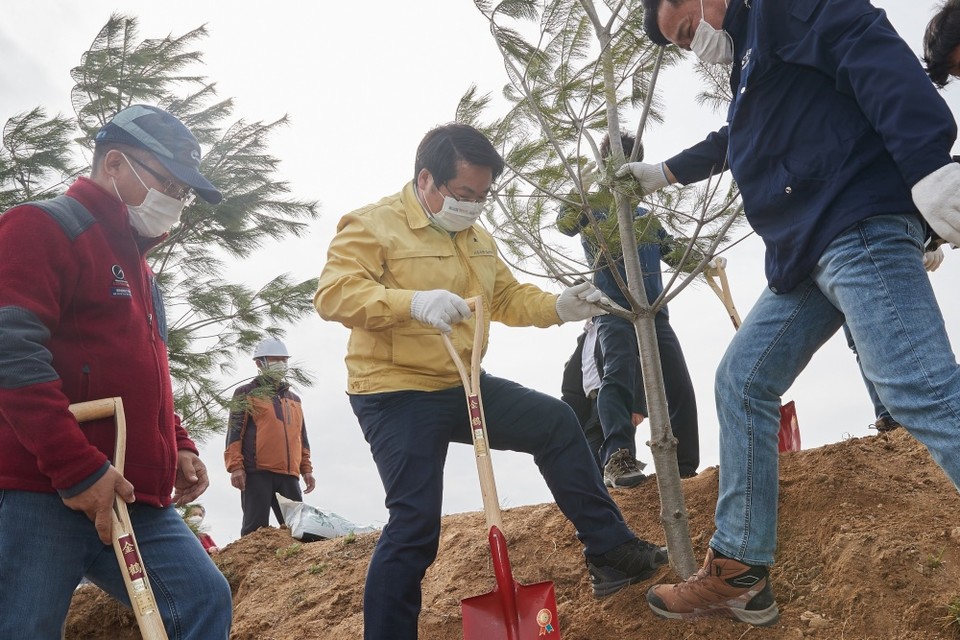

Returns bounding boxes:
[315,123,667,640]
[224,338,315,536]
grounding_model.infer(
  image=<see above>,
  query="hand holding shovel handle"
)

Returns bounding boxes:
[440,297,504,533]
[69,397,168,640]
[442,298,561,639]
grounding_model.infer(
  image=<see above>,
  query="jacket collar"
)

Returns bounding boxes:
[66,177,169,253]
[401,181,434,230]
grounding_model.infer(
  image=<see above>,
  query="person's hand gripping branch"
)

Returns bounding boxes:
[615,161,674,195]
[556,281,611,323]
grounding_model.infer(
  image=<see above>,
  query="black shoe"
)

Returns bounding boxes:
[603,448,647,488]
[871,416,901,433]
[586,538,668,598]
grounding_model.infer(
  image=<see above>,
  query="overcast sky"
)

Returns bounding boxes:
[3,1,958,547]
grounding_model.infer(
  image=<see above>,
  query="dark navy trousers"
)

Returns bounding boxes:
[350,373,635,640]
[596,312,700,476]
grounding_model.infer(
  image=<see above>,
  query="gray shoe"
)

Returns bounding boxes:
[603,448,646,488]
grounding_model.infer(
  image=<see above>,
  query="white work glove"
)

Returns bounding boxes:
[615,161,670,195]
[705,255,727,275]
[924,246,945,272]
[556,282,610,323]
[912,163,960,246]
[580,161,598,191]
[411,290,472,334]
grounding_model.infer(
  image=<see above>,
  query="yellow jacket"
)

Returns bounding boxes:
[315,182,561,394]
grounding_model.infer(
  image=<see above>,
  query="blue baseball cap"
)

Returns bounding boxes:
[94,104,223,204]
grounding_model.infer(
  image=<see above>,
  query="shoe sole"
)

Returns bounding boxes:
[604,474,647,489]
[647,600,780,627]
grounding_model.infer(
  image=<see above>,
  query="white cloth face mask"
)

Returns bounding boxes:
[690,0,734,65]
[114,154,187,238]
[265,361,288,376]
[186,515,203,526]
[433,195,485,232]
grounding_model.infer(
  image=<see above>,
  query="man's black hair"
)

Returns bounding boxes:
[924,0,960,88]
[642,0,682,47]
[413,123,505,185]
[600,131,645,161]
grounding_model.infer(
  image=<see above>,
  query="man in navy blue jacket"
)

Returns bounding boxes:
[623,0,960,627]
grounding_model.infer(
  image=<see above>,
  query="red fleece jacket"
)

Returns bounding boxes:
[0,177,197,507]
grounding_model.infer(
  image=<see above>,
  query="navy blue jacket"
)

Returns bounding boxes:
[665,0,956,293]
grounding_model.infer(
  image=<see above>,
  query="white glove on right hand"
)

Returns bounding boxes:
[923,246,945,272]
[411,290,472,334]
[912,163,960,246]
[556,282,610,323]
[615,161,670,194]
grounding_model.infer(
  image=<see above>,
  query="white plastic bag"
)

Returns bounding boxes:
[275,493,378,542]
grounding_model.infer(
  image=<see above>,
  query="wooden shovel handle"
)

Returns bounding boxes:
[69,398,168,640]
[440,296,504,533]
[704,263,742,330]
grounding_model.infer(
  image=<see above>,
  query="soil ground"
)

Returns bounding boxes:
[66,429,960,639]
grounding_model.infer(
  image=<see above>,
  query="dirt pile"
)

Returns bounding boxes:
[67,429,960,639]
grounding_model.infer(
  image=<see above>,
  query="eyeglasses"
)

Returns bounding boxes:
[437,183,489,204]
[128,155,195,203]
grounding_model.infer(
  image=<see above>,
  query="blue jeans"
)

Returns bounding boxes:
[713,214,960,565]
[0,490,232,639]
[842,323,890,421]
[350,374,635,640]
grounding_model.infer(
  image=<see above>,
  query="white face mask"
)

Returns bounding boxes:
[114,154,187,238]
[690,0,734,65]
[264,361,288,376]
[186,515,203,526]
[420,182,485,232]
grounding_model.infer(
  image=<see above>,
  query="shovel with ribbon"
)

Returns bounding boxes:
[704,263,801,453]
[441,296,561,639]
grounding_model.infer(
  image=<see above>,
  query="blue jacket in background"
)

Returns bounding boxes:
[665,0,956,293]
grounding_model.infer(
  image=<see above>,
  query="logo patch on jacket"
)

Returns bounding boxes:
[111,264,132,298]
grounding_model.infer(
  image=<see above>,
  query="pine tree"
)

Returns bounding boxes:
[0,14,320,441]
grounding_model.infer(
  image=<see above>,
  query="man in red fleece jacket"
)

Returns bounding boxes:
[0,105,232,638]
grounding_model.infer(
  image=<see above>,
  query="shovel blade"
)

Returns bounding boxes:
[462,526,560,639]
[462,581,560,639]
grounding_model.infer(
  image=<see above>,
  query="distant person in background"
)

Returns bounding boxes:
[225,338,315,537]
[558,132,703,485]
[183,503,220,555]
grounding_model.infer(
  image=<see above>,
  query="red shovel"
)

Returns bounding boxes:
[441,297,561,639]
[704,264,801,453]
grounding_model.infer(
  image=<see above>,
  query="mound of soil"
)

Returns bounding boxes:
[66,429,960,639]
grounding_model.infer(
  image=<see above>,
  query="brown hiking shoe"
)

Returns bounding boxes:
[603,448,647,488]
[646,548,779,626]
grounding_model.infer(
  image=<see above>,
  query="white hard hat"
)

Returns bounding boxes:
[253,338,289,359]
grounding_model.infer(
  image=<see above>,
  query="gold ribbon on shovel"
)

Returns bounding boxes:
[69,397,169,640]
